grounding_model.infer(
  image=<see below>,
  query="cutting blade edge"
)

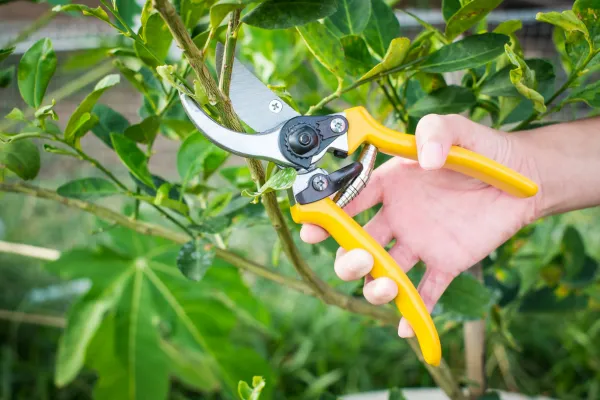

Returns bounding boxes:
[216,43,300,132]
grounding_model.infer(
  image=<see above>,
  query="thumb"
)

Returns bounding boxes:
[415,114,504,170]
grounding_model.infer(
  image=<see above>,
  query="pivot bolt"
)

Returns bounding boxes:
[269,99,283,113]
[330,117,346,133]
[312,174,329,191]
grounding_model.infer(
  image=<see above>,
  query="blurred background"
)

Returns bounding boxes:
[1,1,600,400]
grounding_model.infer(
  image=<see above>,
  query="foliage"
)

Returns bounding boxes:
[1,0,600,399]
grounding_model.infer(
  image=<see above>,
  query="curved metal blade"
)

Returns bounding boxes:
[216,43,300,132]
[179,93,294,167]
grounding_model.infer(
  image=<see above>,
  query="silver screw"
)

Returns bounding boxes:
[312,174,329,191]
[269,99,283,113]
[330,118,346,133]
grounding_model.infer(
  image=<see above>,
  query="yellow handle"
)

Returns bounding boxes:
[290,198,442,366]
[344,106,538,198]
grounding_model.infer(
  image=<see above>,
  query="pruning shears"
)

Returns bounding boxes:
[179,45,538,366]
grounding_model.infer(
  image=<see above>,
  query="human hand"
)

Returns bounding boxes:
[300,114,542,337]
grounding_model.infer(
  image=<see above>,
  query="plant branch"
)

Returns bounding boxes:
[219,10,241,94]
[0,240,60,261]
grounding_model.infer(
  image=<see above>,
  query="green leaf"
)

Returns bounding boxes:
[442,0,461,22]
[362,0,401,59]
[64,74,120,144]
[408,85,476,118]
[189,216,230,234]
[565,79,600,106]
[91,104,130,149]
[419,33,510,73]
[480,58,555,97]
[114,0,142,28]
[5,108,25,121]
[519,286,589,313]
[536,10,592,51]
[0,46,15,63]
[327,0,371,35]
[297,22,346,82]
[160,341,220,392]
[124,116,160,145]
[388,388,407,400]
[134,12,173,67]
[57,178,120,200]
[177,239,216,282]
[153,183,189,214]
[177,132,222,187]
[360,37,410,80]
[341,35,374,77]
[52,4,112,24]
[243,0,337,29]
[0,139,40,180]
[17,38,57,108]
[504,45,546,113]
[574,0,600,47]
[493,19,523,35]
[0,66,14,88]
[445,0,503,41]
[241,167,297,201]
[238,376,266,400]
[111,133,154,189]
[437,272,496,320]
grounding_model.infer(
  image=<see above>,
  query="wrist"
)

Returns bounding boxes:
[512,118,600,219]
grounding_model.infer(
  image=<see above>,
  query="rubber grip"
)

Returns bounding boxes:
[290,198,442,366]
[344,106,538,198]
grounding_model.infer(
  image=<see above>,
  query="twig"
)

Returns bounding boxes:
[219,10,241,94]
[0,309,65,328]
[0,241,60,261]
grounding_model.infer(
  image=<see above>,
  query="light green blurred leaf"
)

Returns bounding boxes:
[52,4,112,24]
[241,167,296,201]
[64,74,120,144]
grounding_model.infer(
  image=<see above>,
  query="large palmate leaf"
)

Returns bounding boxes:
[47,227,273,399]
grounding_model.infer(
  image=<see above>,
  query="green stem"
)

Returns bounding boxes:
[378,81,403,122]
[307,58,423,115]
[219,10,241,94]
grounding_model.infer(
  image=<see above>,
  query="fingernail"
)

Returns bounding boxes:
[419,142,444,170]
[398,319,415,338]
